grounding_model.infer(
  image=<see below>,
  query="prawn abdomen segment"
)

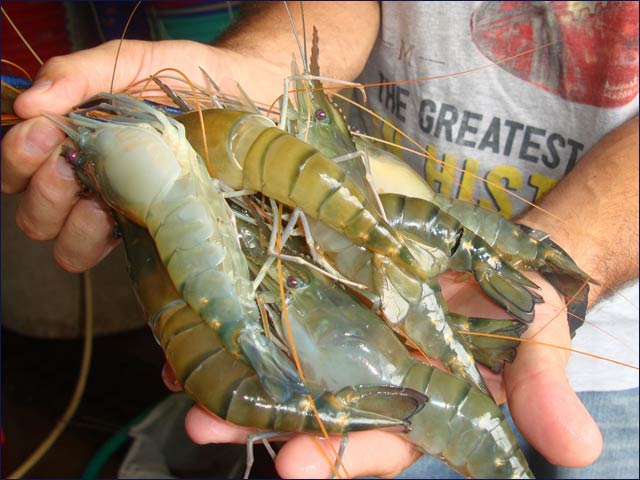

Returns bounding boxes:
[145,171,258,355]
[405,364,534,478]
[242,127,362,213]
[178,109,275,187]
[241,129,425,278]
[91,125,181,225]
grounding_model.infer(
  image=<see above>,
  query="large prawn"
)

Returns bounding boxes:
[46,94,318,405]
[115,208,425,437]
[250,237,534,478]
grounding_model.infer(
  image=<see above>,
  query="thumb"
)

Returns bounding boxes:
[185,405,257,445]
[14,39,146,117]
[504,273,603,467]
[275,430,420,479]
[12,39,217,118]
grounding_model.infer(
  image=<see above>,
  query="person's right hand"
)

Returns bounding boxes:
[1,39,288,272]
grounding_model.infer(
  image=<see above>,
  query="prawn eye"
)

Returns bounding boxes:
[63,148,83,166]
[286,276,301,288]
[314,108,327,121]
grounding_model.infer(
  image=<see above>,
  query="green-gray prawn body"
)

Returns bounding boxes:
[57,94,305,403]
[284,71,495,393]
[177,108,432,283]
[429,195,592,283]
[69,112,255,344]
[380,193,543,323]
[117,213,421,436]
[279,263,534,479]
[355,135,591,285]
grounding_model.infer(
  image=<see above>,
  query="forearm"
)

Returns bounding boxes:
[208,1,380,103]
[517,116,639,304]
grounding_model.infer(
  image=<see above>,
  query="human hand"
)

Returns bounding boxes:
[1,39,288,272]
[164,272,602,478]
[441,271,603,467]
[161,363,422,479]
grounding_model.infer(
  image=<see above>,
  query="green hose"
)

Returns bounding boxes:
[82,409,151,479]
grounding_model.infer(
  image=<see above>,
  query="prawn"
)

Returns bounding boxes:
[2,4,637,479]
[357,135,593,286]
[261,49,541,394]
[49,93,311,404]
[174,106,433,282]
[115,209,424,438]
[254,250,534,478]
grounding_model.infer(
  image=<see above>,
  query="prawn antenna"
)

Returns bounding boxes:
[300,1,308,73]
[109,1,142,94]
[283,1,309,73]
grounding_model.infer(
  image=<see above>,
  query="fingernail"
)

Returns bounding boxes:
[24,119,62,156]
[28,79,53,93]
[55,153,76,180]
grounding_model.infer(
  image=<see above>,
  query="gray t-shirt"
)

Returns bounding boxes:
[352,1,639,391]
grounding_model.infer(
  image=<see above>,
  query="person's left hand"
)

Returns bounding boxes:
[163,272,602,478]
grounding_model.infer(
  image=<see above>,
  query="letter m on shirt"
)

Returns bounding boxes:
[398,40,415,63]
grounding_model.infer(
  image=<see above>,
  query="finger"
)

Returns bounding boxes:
[161,363,183,392]
[275,431,421,479]
[439,272,511,403]
[12,40,222,119]
[478,364,507,404]
[185,404,257,445]
[13,40,149,118]
[52,197,120,272]
[15,148,80,241]
[1,117,67,193]
[504,273,603,467]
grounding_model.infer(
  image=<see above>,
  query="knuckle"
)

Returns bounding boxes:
[1,181,22,195]
[1,119,64,182]
[1,128,17,161]
[30,174,67,209]
[15,211,56,241]
[52,201,114,273]
[40,55,70,74]
[0,132,27,192]
[67,209,104,243]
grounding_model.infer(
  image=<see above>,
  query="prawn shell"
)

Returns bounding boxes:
[91,125,181,225]
[178,109,274,187]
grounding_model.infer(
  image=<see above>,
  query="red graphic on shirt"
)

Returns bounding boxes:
[470,1,639,108]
